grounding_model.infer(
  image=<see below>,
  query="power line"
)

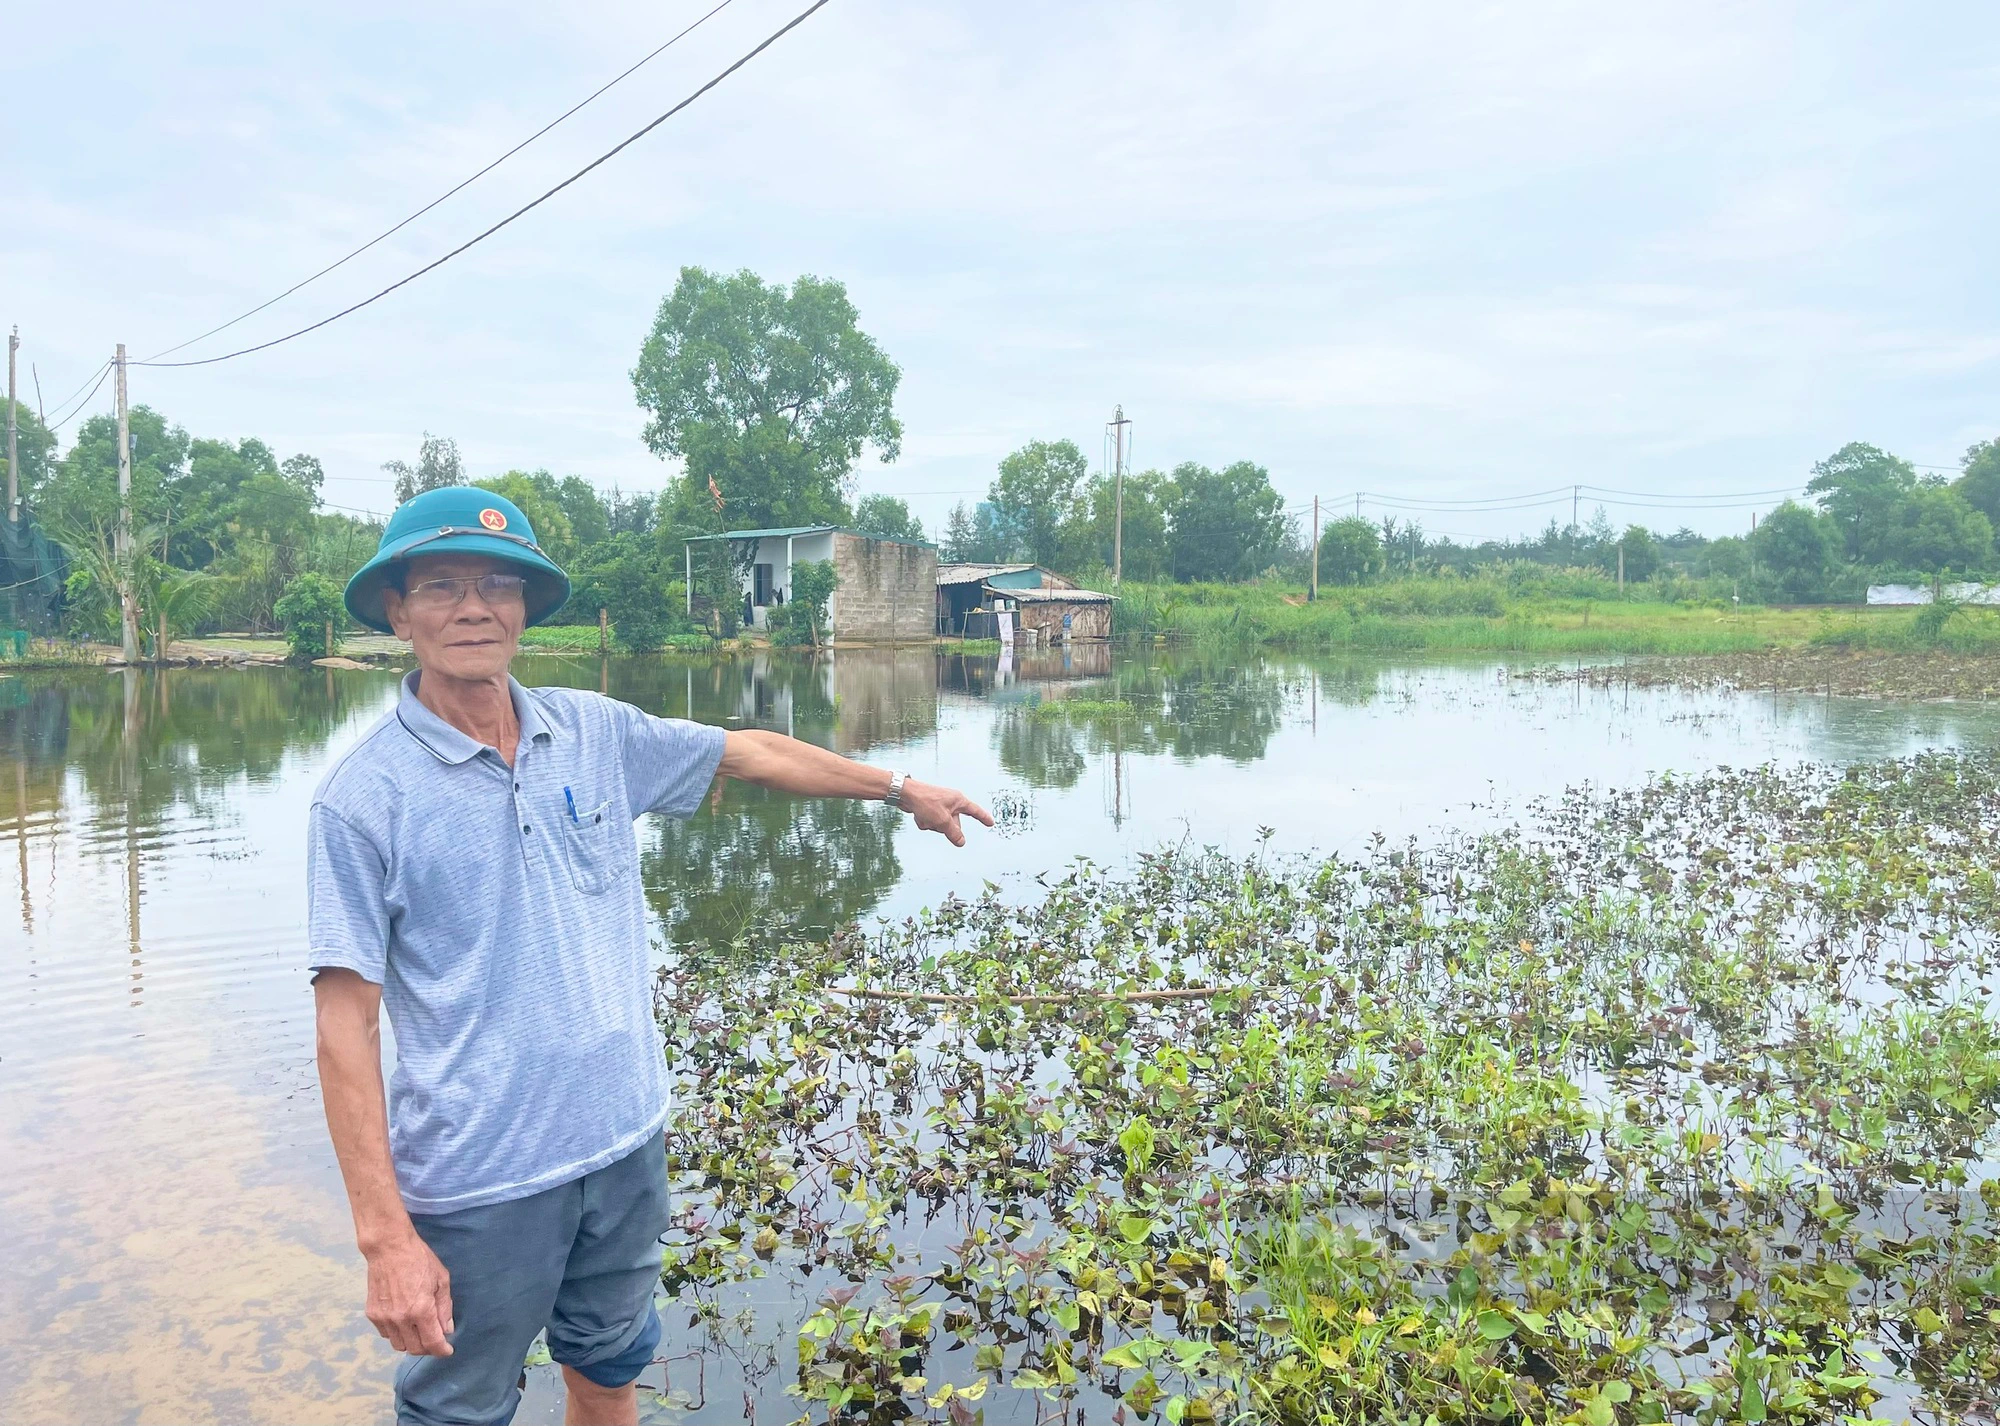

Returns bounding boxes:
[134,0,832,370]
[46,361,115,432]
[140,0,739,364]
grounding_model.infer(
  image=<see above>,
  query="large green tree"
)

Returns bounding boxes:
[383,433,465,504]
[1806,441,1916,563]
[1954,438,2000,527]
[1063,469,1172,580]
[1167,460,1289,582]
[989,439,1087,568]
[1317,516,1382,586]
[853,493,925,543]
[1881,483,1993,575]
[632,268,902,537]
[1751,500,1841,600]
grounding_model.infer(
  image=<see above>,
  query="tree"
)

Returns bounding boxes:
[1751,501,1841,601]
[1806,441,1916,563]
[1954,438,2000,527]
[941,500,1014,563]
[274,573,345,662]
[853,494,924,543]
[573,532,679,651]
[384,433,465,504]
[1063,469,1172,580]
[769,559,835,646]
[942,503,979,562]
[1881,483,1993,575]
[1317,516,1382,586]
[1615,525,1660,582]
[1704,535,1750,580]
[632,267,902,534]
[1166,460,1290,582]
[4,401,58,507]
[990,439,1087,568]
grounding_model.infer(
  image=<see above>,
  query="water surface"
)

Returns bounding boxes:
[3,649,1996,1423]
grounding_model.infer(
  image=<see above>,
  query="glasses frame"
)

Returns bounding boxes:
[402,572,531,610]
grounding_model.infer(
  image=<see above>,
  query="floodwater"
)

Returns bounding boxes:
[3,647,1998,1425]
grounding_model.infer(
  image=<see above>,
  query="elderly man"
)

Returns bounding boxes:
[309,488,989,1426]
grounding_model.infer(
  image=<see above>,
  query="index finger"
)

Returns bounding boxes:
[962,800,995,828]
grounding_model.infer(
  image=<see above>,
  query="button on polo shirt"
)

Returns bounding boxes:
[307,672,726,1215]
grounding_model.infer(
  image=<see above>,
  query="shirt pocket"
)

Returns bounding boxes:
[561,799,622,895]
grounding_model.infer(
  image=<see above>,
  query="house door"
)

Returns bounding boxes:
[753,563,774,606]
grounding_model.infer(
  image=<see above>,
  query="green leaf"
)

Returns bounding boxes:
[1740,1373,1767,1423]
[1118,1215,1156,1245]
[1475,1309,1515,1341]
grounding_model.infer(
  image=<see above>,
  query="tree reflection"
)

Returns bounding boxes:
[641,789,902,953]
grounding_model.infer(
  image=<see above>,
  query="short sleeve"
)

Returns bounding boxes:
[609,699,728,820]
[307,802,391,984]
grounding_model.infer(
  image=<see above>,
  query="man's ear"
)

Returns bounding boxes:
[381,588,413,642]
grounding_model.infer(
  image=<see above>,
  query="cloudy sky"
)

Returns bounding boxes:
[8,0,1999,540]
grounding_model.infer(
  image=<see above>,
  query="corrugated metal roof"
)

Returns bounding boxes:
[684,525,836,541]
[992,585,1115,603]
[938,562,1038,585]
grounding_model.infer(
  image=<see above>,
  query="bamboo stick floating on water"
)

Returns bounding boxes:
[830,986,1232,1005]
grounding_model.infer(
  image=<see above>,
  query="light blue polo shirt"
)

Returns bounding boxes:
[306,672,726,1215]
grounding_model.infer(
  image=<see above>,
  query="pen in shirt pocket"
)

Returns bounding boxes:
[564,786,579,824]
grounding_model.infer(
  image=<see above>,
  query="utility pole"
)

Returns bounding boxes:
[115,344,139,662]
[1309,495,1320,601]
[1108,405,1131,586]
[1354,493,1361,518]
[1571,484,1580,536]
[7,327,18,524]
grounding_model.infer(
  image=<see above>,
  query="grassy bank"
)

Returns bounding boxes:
[1111,578,2000,657]
[659,751,2000,1423]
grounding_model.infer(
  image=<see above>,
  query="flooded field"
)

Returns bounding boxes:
[4,648,1999,1424]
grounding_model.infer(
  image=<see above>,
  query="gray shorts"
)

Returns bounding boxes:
[395,1129,669,1426]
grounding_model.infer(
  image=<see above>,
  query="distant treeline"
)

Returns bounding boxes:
[9,260,1996,650]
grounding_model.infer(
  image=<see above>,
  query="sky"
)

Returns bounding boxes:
[7,0,2000,543]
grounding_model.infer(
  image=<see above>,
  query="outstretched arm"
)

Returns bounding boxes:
[718,728,993,846]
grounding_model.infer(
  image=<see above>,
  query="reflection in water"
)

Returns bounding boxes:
[7,652,2000,1424]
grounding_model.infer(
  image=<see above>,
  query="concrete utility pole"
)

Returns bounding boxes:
[1572,484,1580,536]
[1309,495,1320,601]
[7,327,18,524]
[115,344,139,662]
[1108,405,1131,586]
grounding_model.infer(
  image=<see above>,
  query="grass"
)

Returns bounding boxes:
[656,751,2000,1424]
[1109,577,2000,658]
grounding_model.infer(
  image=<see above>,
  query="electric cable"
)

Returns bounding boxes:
[134,0,831,370]
[140,0,739,364]
[45,362,115,432]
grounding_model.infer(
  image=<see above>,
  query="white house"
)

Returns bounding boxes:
[683,525,937,643]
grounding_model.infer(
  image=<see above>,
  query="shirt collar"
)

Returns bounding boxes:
[396,670,553,764]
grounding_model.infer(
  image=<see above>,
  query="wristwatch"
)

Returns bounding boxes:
[885,769,909,811]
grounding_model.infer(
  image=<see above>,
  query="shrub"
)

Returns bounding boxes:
[273,573,345,662]
[769,560,835,647]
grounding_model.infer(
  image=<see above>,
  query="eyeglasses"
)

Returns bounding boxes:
[404,573,528,609]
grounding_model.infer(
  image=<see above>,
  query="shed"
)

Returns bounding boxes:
[935,563,1078,634]
[985,584,1115,641]
[684,526,938,643]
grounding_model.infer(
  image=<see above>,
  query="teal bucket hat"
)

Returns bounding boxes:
[344,487,571,634]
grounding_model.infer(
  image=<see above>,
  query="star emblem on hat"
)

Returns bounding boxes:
[478,508,507,531]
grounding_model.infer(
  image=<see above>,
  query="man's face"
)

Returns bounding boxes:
[381,553,526,681]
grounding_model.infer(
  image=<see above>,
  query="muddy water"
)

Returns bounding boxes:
[3,649,1996,1424]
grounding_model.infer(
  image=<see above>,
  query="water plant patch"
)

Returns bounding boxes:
[655,751,2000,1424]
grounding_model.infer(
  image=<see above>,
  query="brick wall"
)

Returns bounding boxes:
[830,534,937,643]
